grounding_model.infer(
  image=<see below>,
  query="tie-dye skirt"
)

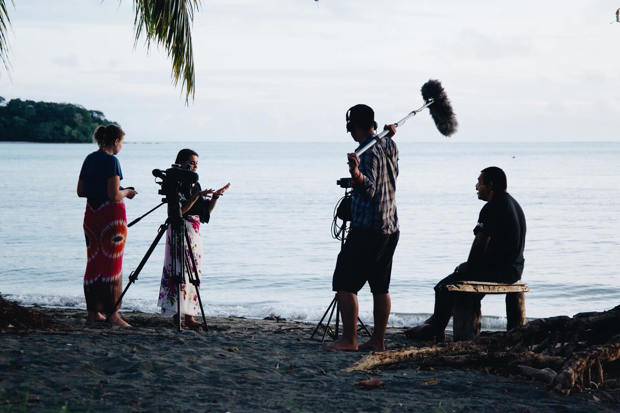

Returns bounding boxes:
[82,201,127,313]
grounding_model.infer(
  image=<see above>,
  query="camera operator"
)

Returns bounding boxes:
[157,148,230,329]
[325,104,399,352]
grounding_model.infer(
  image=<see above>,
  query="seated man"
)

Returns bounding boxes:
[407,166,526,341]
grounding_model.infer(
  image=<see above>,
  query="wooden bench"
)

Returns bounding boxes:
[444,281,529,341]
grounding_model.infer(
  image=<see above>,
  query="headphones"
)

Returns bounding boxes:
[346,109,352,132]
[346,107,377,132]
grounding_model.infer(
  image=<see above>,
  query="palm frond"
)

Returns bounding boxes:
[134,0,201,102]
[0,0,13,71]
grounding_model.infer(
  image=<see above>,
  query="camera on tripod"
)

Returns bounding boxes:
[113,164,208,332]
[152,165,199,201]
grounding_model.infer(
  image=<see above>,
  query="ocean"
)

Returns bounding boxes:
[1,140,619,330]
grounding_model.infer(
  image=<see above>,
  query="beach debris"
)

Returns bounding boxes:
[0,296,64,331]
[263,314,286,322]
[419,378,440,386]
[354,378,384,389]
[349,305,620,398]
[517,365,557,384]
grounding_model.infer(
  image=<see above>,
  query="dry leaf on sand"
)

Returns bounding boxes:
[354,378,384,389]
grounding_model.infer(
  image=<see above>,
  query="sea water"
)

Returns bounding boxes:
[1,141,619,329]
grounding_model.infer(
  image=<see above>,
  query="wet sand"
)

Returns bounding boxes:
[0,305,615,412]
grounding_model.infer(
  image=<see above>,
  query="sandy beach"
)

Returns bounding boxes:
[0,300,617,413]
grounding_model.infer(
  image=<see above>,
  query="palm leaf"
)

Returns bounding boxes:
[0,0,13,71]
[133,0,201,102]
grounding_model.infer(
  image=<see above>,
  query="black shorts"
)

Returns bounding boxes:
[332,228,399,295]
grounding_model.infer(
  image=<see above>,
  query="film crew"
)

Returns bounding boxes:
[157,148,230,329]
[406,167,526,341]
[77,124,137,327]
[325,104,400,352]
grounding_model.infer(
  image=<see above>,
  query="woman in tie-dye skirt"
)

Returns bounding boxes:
[77,125,137,326]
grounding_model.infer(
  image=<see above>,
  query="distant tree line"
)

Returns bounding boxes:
[0,98,117,143]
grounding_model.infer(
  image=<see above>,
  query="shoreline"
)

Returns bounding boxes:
[1,300,616,412]
[1,294,528,331]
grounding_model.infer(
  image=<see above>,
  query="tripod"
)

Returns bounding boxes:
[310,184,371,343]
[108,198,208,332]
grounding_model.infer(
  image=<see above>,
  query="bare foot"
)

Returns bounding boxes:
[184,316,205,330]
[86,311,106,323]
[107,312,131,327]
[404,323,444,342]
[323,338,358,352]
[358,339,385,352]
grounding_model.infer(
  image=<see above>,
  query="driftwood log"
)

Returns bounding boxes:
[350,305,620,398]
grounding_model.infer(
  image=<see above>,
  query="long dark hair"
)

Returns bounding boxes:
[175,148,198,164]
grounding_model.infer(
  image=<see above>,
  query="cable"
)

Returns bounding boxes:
[331,194,350,241]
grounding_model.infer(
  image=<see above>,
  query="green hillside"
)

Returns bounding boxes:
[0,97,117,143]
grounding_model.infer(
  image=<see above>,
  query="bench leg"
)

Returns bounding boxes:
[452,294,481,341]
[506,292,525,331]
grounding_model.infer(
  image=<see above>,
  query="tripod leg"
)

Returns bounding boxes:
[311,296,337,339]
[107,223,168,321]
[321,297,338,343]
[357,317,372,337]
[335,299,340,339]
[184,254,208,331]
[184,228,208,331]
[170,219,185,333]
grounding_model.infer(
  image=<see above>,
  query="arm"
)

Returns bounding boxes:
[181,183,230,215]
[206,183,231,213]
[181,190,209,215]
[347,152,378,197]
[107,176,137,201]
[456,232,491,273]
[77,179,86,198]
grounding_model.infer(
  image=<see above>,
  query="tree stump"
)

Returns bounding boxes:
[453,293,482,341]
[506,292,526,330]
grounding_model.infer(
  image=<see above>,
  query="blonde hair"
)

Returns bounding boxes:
[93,124,125,147]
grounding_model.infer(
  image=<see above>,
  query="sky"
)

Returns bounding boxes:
[0,0,619,142]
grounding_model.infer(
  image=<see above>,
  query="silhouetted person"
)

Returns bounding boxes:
[406,166,526,341]
[325,104,399,352]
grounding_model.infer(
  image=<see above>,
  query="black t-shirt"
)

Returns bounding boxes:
[474,192,526,281]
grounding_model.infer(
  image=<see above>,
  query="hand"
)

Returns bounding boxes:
[384,124,397,138]
[347,153,360,174]
[199,188,215,198]
[126,189,137,199]
[213,183,231,198]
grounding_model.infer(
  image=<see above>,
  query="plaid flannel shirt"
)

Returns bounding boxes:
[350,135,399,234]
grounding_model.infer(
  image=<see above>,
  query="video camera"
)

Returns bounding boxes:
[336,177,352,188]
[152,164,199,202]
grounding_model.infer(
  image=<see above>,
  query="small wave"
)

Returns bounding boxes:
[3,293,514,330]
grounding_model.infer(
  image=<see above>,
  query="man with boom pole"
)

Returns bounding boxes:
[325,104,399,352]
